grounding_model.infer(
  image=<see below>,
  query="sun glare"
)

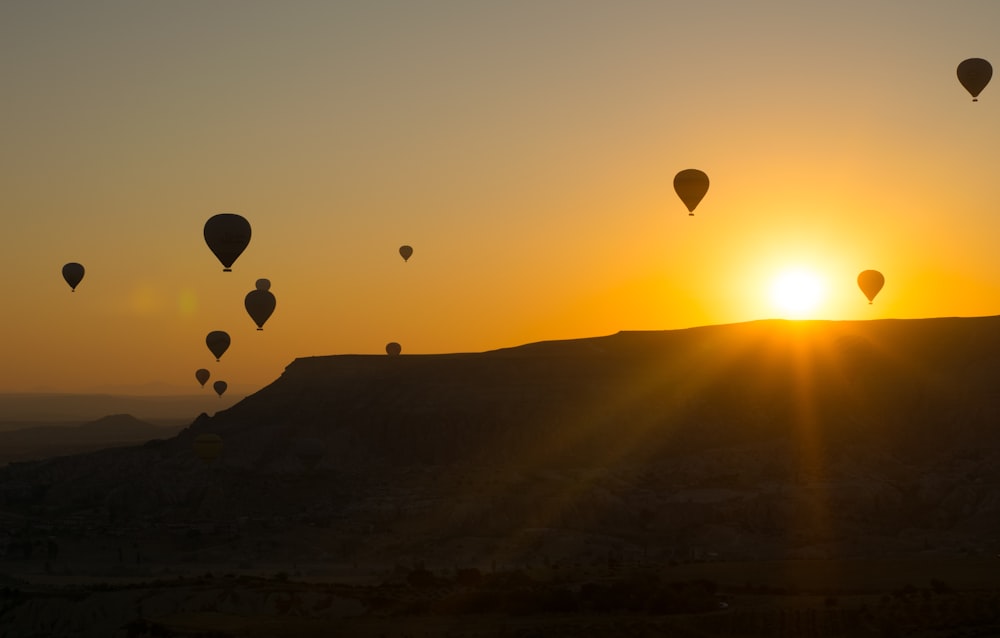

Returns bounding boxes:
[769,268,825,318]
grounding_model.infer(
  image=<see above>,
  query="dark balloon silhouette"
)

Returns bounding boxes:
[386,342,402,356]
[957,58,992,101]
[857,270,885,304]
[399,245,413,262]
[204,213,251,271]
[206,331,231,361]
[193,433,223,462]
[245,280,276,330]
[213,380,228,397]
[62,262,85,291]
[673,169,709,215]
[195,368,210,387]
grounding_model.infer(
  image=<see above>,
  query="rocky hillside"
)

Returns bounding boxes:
[3,317,1000,562]
[185,315,1000,473]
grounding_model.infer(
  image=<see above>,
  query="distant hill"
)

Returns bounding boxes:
[3,316,1000,563]
[0,392,239,427]
[0,414,186,464]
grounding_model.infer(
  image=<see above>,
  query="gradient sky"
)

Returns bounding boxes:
[3,1,1000,395]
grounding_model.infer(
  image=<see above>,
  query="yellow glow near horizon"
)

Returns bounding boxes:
[768,268,826,319]
[4,4,1000,395]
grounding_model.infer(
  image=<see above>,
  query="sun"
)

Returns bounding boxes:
[769,268,825,318]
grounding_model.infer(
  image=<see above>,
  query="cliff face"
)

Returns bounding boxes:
[4,317,1000,561]
[197,316,1000,472]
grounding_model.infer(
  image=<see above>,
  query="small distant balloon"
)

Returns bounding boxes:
[213,380,228,397]
[386,342,402,356]
[957,58,992,101]
[203,213,251,271]
[206,331,231,361]
[193,433,223,462]
[399,245,413,262]
[195,368,210,387]
[857,270,885,304]
[245,282,276,330]
[673,169,709,215]
[62,263,85,291]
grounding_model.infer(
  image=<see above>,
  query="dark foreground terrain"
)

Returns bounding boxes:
[3,317,1000,636]
[4,558,1000,637]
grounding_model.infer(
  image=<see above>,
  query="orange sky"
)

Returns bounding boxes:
[3,2,1000,395]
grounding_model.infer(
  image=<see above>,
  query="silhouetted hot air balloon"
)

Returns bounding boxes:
[386,342,402,356]
[193,433,223,462]
[857,270,885,304]
[204,213,251,271]
[957,58,992,101]
[213,380,228,397]
[206,331,231,361]
[399,245,413,262]
[195,368,210,387]
[673,169,709,215]
[245,279,276,330]
[62,262,85,291]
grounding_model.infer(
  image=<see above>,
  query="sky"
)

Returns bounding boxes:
[3,1,1000,395]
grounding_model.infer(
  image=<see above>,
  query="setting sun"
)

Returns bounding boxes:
[769,268,826,318]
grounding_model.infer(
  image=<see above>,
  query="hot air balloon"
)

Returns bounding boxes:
[399,245,413,262]
[62,262,85,291]
[206,331,231,361]
[245,279,276,330]
[674,169,709,215]
[213,380,228,397]
[857,270,885,304]
[957,58,992,101]
[193,433,223,462]
[195,368,210,387]
[204,213,251,271]
[386,342,402,356]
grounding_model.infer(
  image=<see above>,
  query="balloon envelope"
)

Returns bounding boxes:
[206,331,231,361]
[204,213,251,271]
[213,380,228,397]
[857,270,885,304]
[245,289,276,330]
[62,262,85,291]
[386,342,402,356]
[399,245,413,262]
[193,433,223,462]
[957,58,992,100]
[195,368,210,387]
[673,169,709,215]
